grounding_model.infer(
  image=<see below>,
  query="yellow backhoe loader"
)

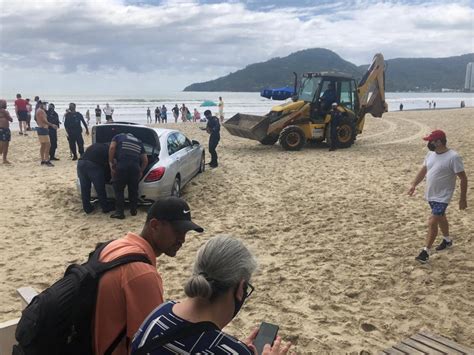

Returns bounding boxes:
[223,53,387,150]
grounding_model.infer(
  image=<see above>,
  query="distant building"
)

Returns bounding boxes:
[465,62,474,92]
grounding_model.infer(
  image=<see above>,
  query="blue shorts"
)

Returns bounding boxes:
[0,128,11,142]
[429,201,448,216]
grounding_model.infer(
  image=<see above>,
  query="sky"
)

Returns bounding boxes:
[0,0,473,96]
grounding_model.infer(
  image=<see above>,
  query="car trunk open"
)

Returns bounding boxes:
[92,123,161,180]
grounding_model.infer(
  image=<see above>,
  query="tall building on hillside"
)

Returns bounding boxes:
[465,62,474,92]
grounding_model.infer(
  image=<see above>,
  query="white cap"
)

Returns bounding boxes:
[331,102,338,107]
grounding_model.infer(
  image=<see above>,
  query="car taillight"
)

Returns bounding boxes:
[145,167,165,182]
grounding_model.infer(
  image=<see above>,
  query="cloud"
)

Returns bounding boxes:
[0,0,472,94]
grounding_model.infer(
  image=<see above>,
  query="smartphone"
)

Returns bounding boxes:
[253,322,279,354]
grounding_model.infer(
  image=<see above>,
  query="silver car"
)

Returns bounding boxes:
[79,122,205,204]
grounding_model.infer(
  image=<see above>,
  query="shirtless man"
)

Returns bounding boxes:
[35,101,58,166]
[0,99,13,164]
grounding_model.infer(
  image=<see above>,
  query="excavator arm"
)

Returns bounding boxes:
[357,53,387,119]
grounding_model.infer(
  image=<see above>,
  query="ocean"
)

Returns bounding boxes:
[3,91,473,130]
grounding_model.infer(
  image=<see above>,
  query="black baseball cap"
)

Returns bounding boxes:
[147,197,204,233]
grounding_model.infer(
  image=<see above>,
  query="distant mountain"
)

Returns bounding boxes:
[184,49,474,92]
[184,48,362,92]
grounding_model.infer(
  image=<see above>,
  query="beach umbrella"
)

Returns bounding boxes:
[200,100,217,107]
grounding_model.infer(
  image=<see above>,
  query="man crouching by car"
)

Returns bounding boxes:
[109,133,148,219]
[78,142,115,214]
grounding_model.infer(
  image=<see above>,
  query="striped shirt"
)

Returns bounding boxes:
[113,133,145,164]
[131,301,253,354]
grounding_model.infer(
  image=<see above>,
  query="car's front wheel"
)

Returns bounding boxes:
[171,176,181,197]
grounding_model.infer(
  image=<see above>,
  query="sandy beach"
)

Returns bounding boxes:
[0,108,473,353]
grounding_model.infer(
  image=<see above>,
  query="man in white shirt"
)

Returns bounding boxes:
[408,130,468,263]
[103,103,114,123]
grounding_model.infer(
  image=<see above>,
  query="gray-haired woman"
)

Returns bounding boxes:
[131,235,292,355]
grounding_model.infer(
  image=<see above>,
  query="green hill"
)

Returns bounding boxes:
[184,48,362,92]
[375,54,473,91]
[184,49,473,92]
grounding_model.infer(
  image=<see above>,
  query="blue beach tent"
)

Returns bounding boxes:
[260,86,295,100]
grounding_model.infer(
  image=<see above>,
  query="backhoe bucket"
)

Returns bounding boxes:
[223,113,271,142]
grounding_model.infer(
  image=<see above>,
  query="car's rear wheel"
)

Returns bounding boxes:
[171,176,181,197]
[199,153,205,173]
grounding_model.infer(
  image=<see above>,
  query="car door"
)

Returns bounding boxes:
[174,132,195,182]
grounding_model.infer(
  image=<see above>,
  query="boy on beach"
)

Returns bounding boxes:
[0,99,13,164]
[408,130,468,263]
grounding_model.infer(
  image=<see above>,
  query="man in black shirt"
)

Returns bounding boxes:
[77,142,114,214]
[204,110,220,168]
[95,104,102,125]
[108,133,148,219]
[47,103,60,160]
[64,102,89,160]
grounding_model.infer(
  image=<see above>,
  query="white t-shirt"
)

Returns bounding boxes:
[104,106,114,115]
[424,149,464,203]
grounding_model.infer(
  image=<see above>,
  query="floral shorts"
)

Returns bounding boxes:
[428,201,448,216]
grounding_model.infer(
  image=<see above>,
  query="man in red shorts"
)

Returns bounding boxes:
[14,93,29,135]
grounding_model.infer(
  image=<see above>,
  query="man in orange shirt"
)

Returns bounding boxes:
[93,196,203,355]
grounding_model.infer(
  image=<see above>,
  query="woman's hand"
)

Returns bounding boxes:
[262,336,293,355]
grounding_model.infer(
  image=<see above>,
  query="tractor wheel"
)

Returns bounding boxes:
[260,135,279,145]
[279,125,306,151]
[336,116,356,148]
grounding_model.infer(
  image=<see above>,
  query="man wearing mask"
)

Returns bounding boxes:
[204,110,220,168]
[64,103,89,160]
[408,130,468,263]
[109,133,148,219]
[47,103,60,160]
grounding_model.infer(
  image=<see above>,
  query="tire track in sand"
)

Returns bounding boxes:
[360,116,431,146]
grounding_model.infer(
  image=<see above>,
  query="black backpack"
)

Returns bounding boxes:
[13,241,151,355]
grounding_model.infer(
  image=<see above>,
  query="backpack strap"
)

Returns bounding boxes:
[88,241,153,354]
[134,321,219,355]
[88,240,152,275]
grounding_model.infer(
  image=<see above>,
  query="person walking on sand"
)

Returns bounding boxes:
[47,103,61,161]
[103,103,114,123]
[95,104,102,125]
[93,197,203,355]
[399,103,403,111]
[14,93,29,136]
[172,104,179,123]
[408,130,468,264]
[85,109,91,125]
[36,101,58,167]
[64,103,89,160]
[161,105,167,123]
[0,99,13,164]
[204,109,220,168]
[218,96,224,122]
[433,101,436,109]
[146,107,152,124]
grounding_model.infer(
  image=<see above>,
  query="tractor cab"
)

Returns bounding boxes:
[298,73,359,122]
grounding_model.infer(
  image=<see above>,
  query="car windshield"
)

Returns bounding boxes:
[298,77,322,102]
